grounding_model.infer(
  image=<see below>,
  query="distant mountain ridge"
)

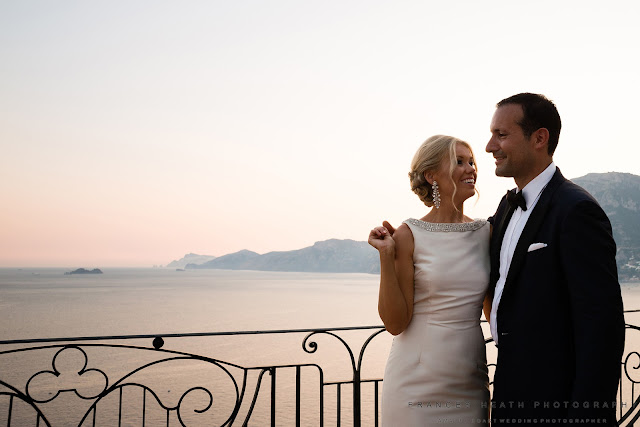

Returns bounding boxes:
[186,239,378,273]
[572,172,640,281]
[167,253,216,269]
[170,172,640,280]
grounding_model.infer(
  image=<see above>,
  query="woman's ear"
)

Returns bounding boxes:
[424,171,435,185]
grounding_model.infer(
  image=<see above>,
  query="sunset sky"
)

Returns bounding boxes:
[1,1,639,267]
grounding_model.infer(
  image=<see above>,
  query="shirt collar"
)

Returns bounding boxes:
[518,162,556,209]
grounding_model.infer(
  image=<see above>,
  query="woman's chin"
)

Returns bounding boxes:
[459,191,476,204]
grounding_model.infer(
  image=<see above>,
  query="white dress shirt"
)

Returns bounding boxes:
[490,162,556,345]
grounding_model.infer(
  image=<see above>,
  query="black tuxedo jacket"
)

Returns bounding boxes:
[489,168,625,425]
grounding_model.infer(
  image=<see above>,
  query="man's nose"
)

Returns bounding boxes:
[486,137,497,153]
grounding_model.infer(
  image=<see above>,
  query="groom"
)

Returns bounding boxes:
[486,93,625,424]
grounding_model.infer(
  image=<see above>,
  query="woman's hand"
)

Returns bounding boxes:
[368,226,395,254]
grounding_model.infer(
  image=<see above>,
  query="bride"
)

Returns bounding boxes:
[368,135,490,426]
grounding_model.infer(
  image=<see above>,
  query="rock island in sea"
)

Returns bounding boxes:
[64,268,103,275]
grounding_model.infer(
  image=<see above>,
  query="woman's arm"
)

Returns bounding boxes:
[369,224,415,335]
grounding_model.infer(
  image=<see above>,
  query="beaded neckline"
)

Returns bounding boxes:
[404,218,487,232]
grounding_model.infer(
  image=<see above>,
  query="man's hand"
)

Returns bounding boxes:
[382,221,396,236]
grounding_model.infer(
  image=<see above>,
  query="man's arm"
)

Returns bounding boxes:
[561,200,625,419]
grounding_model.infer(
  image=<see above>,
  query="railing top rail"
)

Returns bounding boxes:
[0,325,386,346]
[2,308,639,346]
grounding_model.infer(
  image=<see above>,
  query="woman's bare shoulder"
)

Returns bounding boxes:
[393,223,414,247]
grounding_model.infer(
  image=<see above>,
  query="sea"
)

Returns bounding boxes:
[0,268,639,426]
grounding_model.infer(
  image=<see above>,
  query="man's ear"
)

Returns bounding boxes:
[532,128,550,152]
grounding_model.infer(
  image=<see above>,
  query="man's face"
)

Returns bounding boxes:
[486,104,536,181]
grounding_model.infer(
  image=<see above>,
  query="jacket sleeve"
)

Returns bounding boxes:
[561,199,625,420]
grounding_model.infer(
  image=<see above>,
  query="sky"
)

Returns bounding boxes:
[1,1,639,267]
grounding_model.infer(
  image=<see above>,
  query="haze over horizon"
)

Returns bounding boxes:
[2,1,639,267]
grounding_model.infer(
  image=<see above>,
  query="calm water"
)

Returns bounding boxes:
[0,268,391,426]
[0,268,384,339]
[0,268,638,426]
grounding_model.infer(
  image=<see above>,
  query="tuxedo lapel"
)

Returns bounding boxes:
[491,194,514,257]
[489,197,513,290]
[503,169,566,292]
[497,199,515,245]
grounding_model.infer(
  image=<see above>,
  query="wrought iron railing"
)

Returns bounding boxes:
[1,316,640,426]
[0,326,387,426]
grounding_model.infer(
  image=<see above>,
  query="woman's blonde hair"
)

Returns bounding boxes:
[408,135,477,207]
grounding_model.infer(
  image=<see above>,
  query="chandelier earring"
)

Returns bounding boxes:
[432,180,441,209]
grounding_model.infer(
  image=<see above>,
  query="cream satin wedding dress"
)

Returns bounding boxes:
[381,218,490,426]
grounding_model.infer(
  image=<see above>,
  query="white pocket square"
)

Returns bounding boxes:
[528,243,548,252]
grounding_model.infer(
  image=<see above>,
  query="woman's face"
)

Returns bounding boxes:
[431,143,477,205]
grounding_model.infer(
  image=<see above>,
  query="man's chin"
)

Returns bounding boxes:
[494,167,513,178]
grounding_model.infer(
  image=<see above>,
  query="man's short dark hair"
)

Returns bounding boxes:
[497,93,562,155]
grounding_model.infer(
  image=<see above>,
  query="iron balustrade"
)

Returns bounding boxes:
[1,317,640,426]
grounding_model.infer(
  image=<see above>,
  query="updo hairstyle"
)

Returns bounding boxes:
[408,135,476,207]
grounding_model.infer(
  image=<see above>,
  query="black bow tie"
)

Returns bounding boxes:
[506,189,527,211]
